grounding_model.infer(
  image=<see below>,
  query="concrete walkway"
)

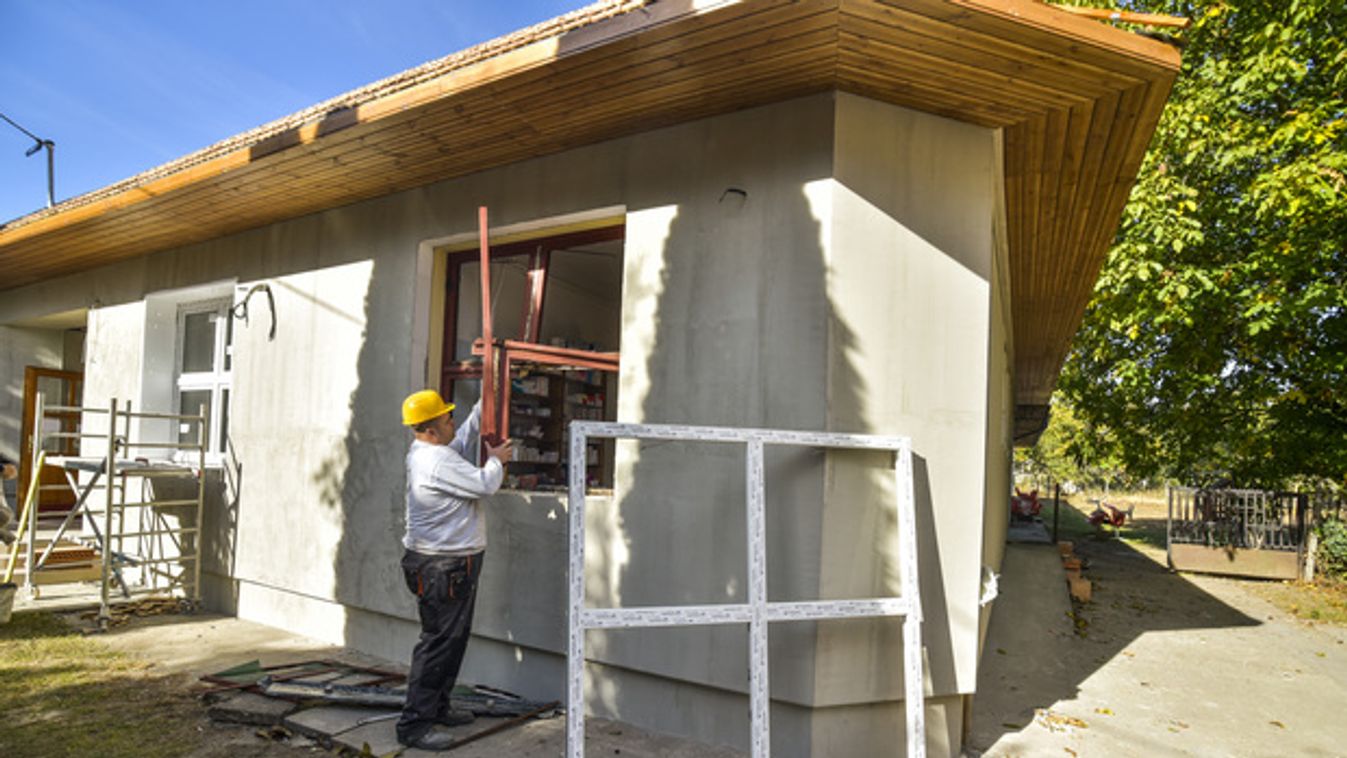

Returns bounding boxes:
[970,540,1347,757]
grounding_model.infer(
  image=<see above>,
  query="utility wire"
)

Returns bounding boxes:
[1,110,43,143]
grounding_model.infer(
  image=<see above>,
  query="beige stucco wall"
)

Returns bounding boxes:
[0,326,65,464]
[0,91,1011,757]
[80,303,146,445]
[979,132,1015,657]
[0,325,67,508]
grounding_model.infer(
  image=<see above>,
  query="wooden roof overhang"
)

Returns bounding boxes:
[0,0,1179,428]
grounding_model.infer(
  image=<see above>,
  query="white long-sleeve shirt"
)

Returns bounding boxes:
[402,403,504,555]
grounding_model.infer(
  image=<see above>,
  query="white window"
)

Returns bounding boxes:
[175,299,232,455]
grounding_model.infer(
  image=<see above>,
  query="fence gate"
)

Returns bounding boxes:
[566,421,926,758]
[1168,487,1307,580]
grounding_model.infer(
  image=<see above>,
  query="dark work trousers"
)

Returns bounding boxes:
[396,549,484,743]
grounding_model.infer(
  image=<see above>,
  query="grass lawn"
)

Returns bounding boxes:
[0,610,203,757]
[1246,578,1347,626]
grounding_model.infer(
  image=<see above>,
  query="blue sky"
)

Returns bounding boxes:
[0,1,586,223]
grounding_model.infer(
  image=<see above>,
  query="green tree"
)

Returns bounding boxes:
[1015,403,1128,489]
[1058,0,1347,488]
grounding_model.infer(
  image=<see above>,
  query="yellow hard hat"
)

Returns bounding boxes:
[402,389,454,426]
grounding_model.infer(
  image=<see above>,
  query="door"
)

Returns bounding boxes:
[19,367,83,516]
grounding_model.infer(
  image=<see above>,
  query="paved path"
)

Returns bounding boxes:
[970,538,1347,757]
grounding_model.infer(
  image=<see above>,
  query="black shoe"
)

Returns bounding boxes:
[434,708,476,727]
[402,728,457,751]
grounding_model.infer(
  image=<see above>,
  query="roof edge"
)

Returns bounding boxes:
[0,0,652,232]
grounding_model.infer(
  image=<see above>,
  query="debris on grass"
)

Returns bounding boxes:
[254,724,294,741]
[77,596,195,630]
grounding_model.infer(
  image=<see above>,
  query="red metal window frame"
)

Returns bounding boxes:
[439,219,625,453]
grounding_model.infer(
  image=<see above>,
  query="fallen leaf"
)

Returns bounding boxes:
[997,648,1007,655]
[1035,709,1089,732]
[1270,720,1285,729]
[1316,651,1326,658]
[1065,749,1079,757]
[1002,722,1024,729]
[1095,707,1114,716]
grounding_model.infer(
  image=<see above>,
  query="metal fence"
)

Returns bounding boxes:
[1168,488,1307,552]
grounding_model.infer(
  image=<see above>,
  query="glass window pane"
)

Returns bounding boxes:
[539,246,624,352]
[178,390,211,446]
[224,309,234,372]
[219,389,230,453]
[182,312,216,372]
[451,381,481,420]
[455,259,529,360]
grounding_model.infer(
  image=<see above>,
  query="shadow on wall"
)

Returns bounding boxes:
[316,254,418,651]
[200,442,243,612]
[589,167,951,755]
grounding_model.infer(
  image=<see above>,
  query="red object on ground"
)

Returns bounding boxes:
[1012,488,1042,518]
[1088,502,1133,528]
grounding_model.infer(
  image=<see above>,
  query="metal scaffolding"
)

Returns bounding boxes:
[24,393,207,626]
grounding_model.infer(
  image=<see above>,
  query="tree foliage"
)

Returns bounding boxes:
[1056,0,1347,488]
[1015,403,1130,489]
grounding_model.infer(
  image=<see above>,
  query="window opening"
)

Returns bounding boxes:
[441,221,624,492]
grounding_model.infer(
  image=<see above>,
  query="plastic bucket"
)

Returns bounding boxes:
[0,582,15,624]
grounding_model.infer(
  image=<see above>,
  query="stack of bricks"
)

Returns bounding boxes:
[1057,541,1091,602]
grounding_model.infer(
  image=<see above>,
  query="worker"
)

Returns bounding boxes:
[0,453,17,545]
[396,389,513,751]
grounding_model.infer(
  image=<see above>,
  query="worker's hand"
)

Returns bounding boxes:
[486,438,514,464]
[1,463,16,481]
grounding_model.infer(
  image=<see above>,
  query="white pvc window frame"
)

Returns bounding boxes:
[174,298,232,458]
[566,421,925,758]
